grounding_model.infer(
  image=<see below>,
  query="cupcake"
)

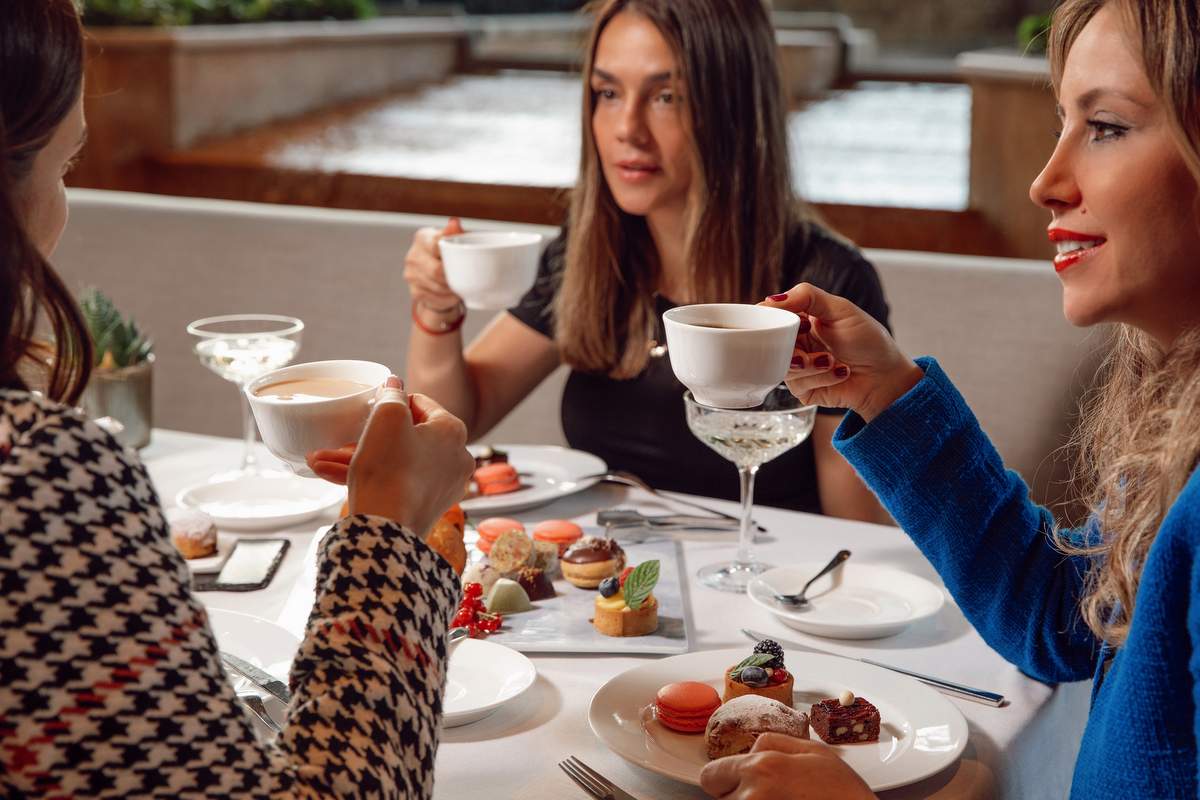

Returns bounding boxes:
[561,536,626,589]
[592,561,659,637]
[167,508,217,559]
[722,639,794,707]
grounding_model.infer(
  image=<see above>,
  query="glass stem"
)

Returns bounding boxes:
[735,465,759,566]
[239,387,258,473]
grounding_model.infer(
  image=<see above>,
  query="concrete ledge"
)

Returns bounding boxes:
[957,49,1050,82]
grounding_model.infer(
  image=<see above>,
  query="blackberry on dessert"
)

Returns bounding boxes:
[810,690,881,744]
[722,640,794,707]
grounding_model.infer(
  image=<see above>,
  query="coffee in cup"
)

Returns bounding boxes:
[438,231,542,310]
[662,303,801,409]
[246,360,391,476]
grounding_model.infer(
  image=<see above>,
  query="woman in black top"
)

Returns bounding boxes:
[398,0,890,518]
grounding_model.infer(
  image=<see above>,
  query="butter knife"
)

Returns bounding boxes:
[742,628,1005,707]
[597,509,740,530]
[221,651,292,704]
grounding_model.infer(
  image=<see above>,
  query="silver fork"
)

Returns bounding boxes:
[238,693,282,734]
[558,756,637,800]
[590,470,767,533]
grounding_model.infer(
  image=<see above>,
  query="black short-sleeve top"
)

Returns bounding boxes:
[508,223,890,512]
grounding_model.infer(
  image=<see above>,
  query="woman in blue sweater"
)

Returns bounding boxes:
[700,0,1200,797]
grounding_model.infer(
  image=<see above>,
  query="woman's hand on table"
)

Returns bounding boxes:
[309,377,474,536]
[762,283,924,423]
[406,216,467,326]
[699,733,876,799]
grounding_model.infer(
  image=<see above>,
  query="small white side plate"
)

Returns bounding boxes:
[177,473,345,531]
[184,531,237,574]
[443,638,537,727]
[748,563,945,640]
[208,608,299,737]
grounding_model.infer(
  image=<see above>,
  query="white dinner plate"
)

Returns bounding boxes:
[747,563,946,640]
[444,638,537,727]
[176,472,345,531]
[589,647,967,792]
[184,532,237,574]
[462,444,605,515]
[208,607,300,734]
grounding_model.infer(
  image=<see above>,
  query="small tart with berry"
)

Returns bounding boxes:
[722,640,794,707]
[593,561,660,637]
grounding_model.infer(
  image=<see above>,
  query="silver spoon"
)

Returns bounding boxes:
[774,549,851,607]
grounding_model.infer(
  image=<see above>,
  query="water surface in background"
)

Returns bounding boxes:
[271,74,970,210]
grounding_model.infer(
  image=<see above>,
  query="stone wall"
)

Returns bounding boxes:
[771,0,1047,54]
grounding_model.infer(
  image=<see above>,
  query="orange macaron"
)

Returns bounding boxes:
[532,519,584,556]
[474,463,521,496]
[475,517,525,555]
[655,682,722,734]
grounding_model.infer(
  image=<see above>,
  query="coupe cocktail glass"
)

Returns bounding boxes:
[684,385,816,592]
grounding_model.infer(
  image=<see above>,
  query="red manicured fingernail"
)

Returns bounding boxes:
[834,366,850,379]
[790,356,805,369]
[798,317,812,334]
[768,293,789,302]
[814,355,832,369]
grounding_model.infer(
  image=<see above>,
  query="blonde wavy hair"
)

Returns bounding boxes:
[1051,0,1200,646]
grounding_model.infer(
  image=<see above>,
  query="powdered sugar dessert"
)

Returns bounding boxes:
[704,695,809,759]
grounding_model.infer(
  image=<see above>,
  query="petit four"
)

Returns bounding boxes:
[529,540,561,578]
[532,519,584,556]
[461,562,501,597]
[562,536,626,588]
[485,578,532,614]
[655,681,721,734]
[474,462,521,496]
[475,517,524,556]
[722,640,794,707]
[425,503,467,575]
[167,508,218,559]
[473,445,509,468]
[514,566,556,601]
[809,691,881,744]
[592,560,659,637]
[488,529,534,573]
[704,696,809,759]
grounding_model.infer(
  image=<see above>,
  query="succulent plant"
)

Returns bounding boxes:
[81,0,377,27]
[79,289,154,370]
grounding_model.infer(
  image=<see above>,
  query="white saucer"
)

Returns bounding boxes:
[748,563,945,639]
[176,472,345,531]
[443,638,537,727]
[183,531,237,574]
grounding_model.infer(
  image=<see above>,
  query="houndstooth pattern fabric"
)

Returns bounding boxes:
[0,389,460,798]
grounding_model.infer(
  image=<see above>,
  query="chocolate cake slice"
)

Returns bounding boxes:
[809,696,881,744]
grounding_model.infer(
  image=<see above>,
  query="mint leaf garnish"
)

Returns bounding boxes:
[623,560,660,610]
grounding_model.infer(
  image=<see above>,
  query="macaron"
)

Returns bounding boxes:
[475,517,525,555]
[474,463,521,496]
[532,519,584,556]
[655,681,722,734]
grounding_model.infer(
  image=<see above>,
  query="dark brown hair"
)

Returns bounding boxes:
[0,0,92,405]
[557,0,807,378]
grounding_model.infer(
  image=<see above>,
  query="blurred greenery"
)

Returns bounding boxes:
[82,0,378,26]
[459,0,584,10]
[79,289,153,369]
[1017,12,1052,55]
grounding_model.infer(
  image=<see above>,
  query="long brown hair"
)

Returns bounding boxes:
[556,0,806,378]
[1050,0,1200,646]
[0,0,92,405]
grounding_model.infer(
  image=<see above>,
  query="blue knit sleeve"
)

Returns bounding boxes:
[834,357,1100,683]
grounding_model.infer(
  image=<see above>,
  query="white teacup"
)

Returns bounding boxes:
[245,360,391,477]
[438,231,542,310]
[663,304,801,409]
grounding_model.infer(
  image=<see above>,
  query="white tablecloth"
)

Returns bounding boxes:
[141,429,1090,800]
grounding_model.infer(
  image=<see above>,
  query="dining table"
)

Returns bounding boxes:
[142,428,1092,800]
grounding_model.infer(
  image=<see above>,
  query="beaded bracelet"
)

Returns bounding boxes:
[412,299,466,336]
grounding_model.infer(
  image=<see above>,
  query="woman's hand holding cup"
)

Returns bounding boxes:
[316,376,474,537]
[762,283,924,422]
[405,217,466,324]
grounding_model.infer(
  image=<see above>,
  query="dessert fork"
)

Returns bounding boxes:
[558,756,637,800]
